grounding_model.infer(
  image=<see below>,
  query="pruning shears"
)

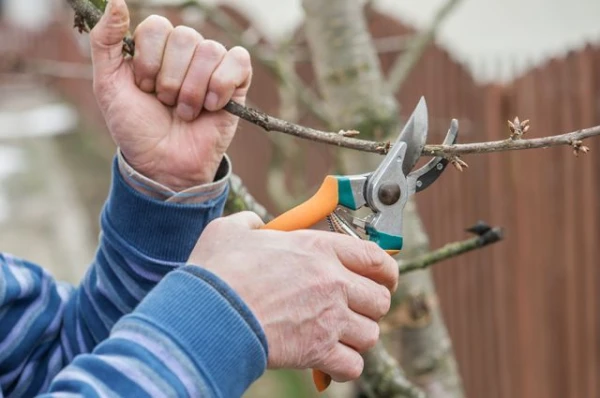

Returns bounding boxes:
[261,96,459,392]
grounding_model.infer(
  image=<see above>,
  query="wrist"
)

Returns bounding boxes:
[117,149,231,204]
[143,168,219,192]
[104,155,229,261]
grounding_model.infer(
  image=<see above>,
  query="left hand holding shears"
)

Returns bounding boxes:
[262,97,459,391]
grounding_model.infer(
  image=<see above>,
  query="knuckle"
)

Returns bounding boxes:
[208,73,227,94]
[307,233,332,256]
[171,25,200,43]
[364,322,380,350]
[228,45,251,65]
[346,356,364,380]
[139,15,173,32]
[136,58,161,76]
[323,273,348,299]
[199,39,227,59]
[377,286,391,317]
[306,316,337,364]
[178,87,200,106]
[314,272,339,299]
[157,76,180,94]
[362,240,386,266]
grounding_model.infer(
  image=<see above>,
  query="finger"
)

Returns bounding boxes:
[222,211,265,230]
[346,272,391,320]
[132,15,173,93]
[176,40,227,122]
[204,46,252,111]
[89,0,130,85]
[156,26,202,106]
[333,238,399,293]
[316,343,364,383]
[340,311,380,353]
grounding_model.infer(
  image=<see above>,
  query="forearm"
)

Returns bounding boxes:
[60,153,230,357]
[0,152,231,396]
[43,266,268,398]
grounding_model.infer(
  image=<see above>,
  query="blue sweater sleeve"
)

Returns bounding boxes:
[0,156,267,397]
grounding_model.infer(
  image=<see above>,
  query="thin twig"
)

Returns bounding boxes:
[422,125,600,157]
[224,101,387,153]
[398,227,504,274]
[66,0,103,30]
[387,0,462,93]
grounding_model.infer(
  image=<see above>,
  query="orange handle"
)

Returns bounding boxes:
[262,176,339,231]
[313,370,332,392]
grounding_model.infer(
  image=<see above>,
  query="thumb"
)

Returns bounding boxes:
[89,0,130,79]
[223,211,265,230]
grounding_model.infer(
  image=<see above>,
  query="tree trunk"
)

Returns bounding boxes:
[396,200,465,397]
[301,1,465,396]
[302,0,397,139]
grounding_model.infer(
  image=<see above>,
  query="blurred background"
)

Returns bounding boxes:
[1,0,599,397]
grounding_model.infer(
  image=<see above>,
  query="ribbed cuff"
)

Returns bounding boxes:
[102,156,228,262]
[131,267,268,397]
[117,149,231,204]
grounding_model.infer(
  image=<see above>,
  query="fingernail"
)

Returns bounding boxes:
[204,91,219,110]
[177,103,196,121]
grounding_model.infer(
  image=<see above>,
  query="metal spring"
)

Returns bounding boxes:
[326,212,360,239]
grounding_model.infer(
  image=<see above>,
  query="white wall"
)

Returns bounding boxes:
[197,0,600,83]
[3,0,54,30]
[375,0,600,82]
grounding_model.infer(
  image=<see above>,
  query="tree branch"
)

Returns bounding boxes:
[423,125,598,157]
[224,101,387,152]
[360,342,425,398]
[384,223,504,333]
[398,226,504,274]
[387,0,463,93]
[66,0,103,30]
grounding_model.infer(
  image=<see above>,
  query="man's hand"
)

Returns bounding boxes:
[90,0,251,190]
[189,212,399,383]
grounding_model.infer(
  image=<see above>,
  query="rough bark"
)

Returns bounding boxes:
[395,200,465,397]
[301,1,465,397]
[302,0,398,140]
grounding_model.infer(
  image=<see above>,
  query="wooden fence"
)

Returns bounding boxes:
[2,7,600,398]
[415,46,600,398]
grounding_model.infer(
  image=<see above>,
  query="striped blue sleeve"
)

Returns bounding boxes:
[0,156,268,397]
[42,266,268,398]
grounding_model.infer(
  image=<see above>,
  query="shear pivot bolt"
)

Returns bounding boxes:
[378,183,401,205]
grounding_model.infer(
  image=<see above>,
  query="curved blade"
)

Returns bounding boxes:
[409,118,459,193]
[396,96,429,175]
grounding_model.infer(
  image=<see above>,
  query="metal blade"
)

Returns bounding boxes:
[395,96,429,175]
[408,118,459,193]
